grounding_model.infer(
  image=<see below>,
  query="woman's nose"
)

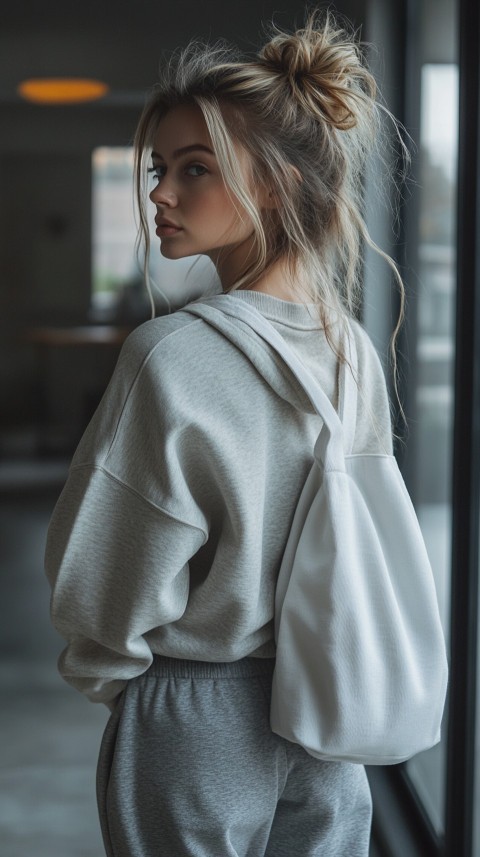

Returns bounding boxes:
[149,182,178,207]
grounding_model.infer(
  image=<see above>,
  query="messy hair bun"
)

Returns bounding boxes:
[135,8,408,402]
[259,17,376,130]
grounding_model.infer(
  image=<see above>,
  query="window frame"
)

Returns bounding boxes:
[367,0,480,854]
[444,0,480,852]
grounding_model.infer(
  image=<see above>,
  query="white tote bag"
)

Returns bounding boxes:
[186,295,449,765]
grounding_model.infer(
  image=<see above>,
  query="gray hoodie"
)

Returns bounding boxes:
[45,290,393,706]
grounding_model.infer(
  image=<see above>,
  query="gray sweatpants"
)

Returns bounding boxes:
[96,656,372,856]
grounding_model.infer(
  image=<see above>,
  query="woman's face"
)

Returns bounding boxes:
[149,103,255,268]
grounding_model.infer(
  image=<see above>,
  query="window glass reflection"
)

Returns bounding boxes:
[405,62,458,836]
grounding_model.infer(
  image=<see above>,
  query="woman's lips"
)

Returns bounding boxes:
[156,224,183,237]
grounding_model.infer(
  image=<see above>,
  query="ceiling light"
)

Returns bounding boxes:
[17,78,109,105]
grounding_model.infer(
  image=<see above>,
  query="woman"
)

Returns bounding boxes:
[45,10,406,855]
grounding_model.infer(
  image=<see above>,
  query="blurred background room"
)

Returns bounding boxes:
[0,0,478,855]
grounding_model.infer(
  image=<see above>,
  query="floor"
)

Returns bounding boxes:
[0,455,384,857]
[0,460,110,856]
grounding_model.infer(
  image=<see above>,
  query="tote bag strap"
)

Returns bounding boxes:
[337,323,358,456]
[184,294,359,468]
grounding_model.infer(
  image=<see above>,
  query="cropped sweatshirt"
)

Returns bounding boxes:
[44,289,393,706]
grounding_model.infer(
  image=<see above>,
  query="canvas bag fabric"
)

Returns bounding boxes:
[184,295,449,765]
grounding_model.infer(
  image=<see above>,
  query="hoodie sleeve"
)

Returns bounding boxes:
[44,321,208,706]
[45,465,207,706]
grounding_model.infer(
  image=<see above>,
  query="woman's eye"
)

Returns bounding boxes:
[148,163,207,181]
[186,164,207,177]
[148,166,165,181]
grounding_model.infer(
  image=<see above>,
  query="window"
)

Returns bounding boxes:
[368,1,480,855]
[404,61,458,837]
[91,147,137,299]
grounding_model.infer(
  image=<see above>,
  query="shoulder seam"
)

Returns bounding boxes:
[105,317,205,460]
[69,463,209,542]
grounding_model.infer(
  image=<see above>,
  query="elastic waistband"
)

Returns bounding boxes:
[145,654,276,679]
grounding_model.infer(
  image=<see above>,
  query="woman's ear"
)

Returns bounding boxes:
[262,188,280,210]
[259,165,303,211]
[255,179,279,210]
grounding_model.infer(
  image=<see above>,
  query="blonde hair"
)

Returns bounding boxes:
[134,8,409,405]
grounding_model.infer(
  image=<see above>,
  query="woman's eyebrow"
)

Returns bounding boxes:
[151,144,215,161]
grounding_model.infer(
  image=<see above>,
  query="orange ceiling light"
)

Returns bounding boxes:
[17,78,109,105]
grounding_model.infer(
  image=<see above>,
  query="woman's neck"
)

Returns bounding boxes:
[244,261,302,302]
[212,242,306,302]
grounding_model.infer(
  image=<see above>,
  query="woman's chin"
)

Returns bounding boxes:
[159,242,187,260]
